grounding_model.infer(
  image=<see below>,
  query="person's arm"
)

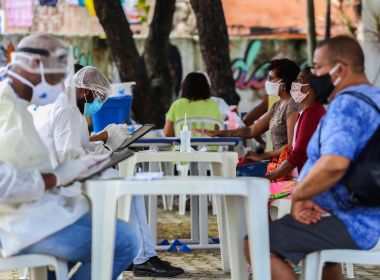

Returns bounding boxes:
[197,112,271,138]
[90,131,108,142]
[245,146,283,161]
[286,111,298,146]
[53,108,88,162]
[0,162,47,202]
[265,159,294,181]
[164,120,175,137]
[41,173,58,190]
[243,96,268,126]
[291,155,350,201]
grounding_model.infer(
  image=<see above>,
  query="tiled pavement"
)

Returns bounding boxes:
[0,206,379,279]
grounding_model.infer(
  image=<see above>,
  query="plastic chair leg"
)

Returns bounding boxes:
[30,267,48,280]
[55,259,69,280]
[346,263,355,278]
[178,194,187,215]
[301,252,320,280]
[18,268,28,279]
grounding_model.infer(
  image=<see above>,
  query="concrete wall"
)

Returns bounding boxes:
[0,35,307,113]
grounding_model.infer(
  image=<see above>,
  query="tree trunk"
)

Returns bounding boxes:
[144,0,176,117]
[190,0,240,105]
[93,0,161,126]
[325,0,331,39]
[306,0,317,65]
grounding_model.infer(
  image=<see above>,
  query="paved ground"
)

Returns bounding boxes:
[0,203,379,279]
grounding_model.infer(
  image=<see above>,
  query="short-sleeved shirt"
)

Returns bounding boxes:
[269,98,300,149]
[299,84,380,249]
[166,98,222,128]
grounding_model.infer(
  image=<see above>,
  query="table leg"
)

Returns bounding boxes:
[224,195,248,280]
[198,162,209,246]
[216,195,230,271]
[190,195,200,243]
[86,182,117,280]
[246,181,271,280]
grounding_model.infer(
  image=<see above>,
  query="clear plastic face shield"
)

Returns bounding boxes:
[7,45,70,106]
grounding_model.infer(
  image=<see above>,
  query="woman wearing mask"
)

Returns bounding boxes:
[265,67,326,181]
[197,58,300,176]
[163,72,222,137]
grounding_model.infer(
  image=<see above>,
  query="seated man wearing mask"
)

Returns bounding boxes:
[0,33,138,280]
[31,65,184,278]
[250,35,380,280]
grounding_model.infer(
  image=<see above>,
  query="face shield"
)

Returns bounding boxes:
[10,46,69,74]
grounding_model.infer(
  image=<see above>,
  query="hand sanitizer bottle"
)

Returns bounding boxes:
[180,113,191,152]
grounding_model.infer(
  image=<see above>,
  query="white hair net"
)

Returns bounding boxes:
[11,33,69,74]
[73,66,111,102]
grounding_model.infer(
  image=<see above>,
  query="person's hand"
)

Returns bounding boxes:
[104,124,131,152]
[53,154,110,186]
[245,151,263,162]
[265,170,278,181]
[192,128,219,137]
[291,199,327,224]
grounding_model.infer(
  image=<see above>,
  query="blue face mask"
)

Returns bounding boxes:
[84,98,103,116]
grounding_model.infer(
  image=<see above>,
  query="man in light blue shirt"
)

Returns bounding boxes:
[267,35,380,280]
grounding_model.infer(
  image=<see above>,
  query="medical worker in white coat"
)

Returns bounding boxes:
[0,34,138,280]
[31,65,184,278]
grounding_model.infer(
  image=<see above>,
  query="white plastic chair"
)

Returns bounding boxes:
[269,199,292,220]
[174,117,225,216]
[0,254,68,280]
[302,247,380,280]
[174,117,224,138]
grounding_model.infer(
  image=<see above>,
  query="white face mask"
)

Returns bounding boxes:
[265,79,283,96]
[290,82,310,103]
[7,63,63,106]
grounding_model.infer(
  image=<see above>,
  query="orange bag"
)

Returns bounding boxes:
[265,145,292,182]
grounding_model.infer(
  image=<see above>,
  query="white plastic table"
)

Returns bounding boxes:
[83,177,270,280]
[117,151,237,271]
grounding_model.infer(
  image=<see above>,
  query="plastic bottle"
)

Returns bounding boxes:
[226,108,240,130]
[180,113,191,152]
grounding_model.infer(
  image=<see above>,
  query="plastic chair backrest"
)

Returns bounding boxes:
[174,117,224,137]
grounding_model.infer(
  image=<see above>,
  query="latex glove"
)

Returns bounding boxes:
[104,123,131,152]
[53,154,110,186]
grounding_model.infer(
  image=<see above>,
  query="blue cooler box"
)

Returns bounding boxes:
[92,95,132,133]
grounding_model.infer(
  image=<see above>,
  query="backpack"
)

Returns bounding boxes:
[319,91,380,208]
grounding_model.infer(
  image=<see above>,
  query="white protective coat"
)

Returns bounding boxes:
[0,79,89,257]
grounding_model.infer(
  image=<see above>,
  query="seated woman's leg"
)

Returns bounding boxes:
[20,213,139,280]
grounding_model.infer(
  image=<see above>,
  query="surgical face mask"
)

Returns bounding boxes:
[265,79,283,96]
[7,63,63,106]
[84,97,103,116]
[290,82,310,103]
[309,64,341,104]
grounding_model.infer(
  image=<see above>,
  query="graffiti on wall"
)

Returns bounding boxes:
[73,46,93,66]
[232,40,269,91]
